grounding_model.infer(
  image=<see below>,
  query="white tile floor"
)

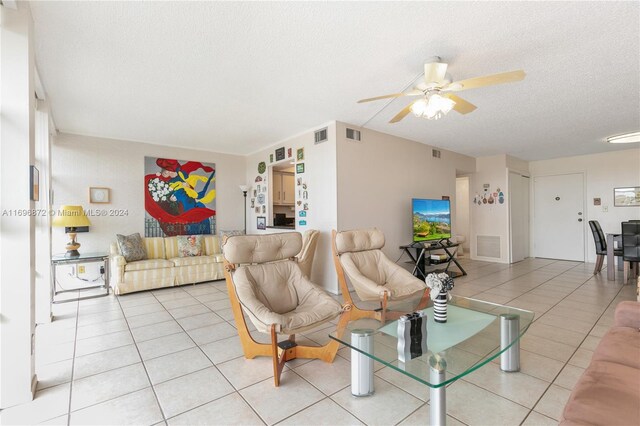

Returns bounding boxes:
[1,258,636,425]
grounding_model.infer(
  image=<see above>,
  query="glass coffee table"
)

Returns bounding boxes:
[329,295,534,425]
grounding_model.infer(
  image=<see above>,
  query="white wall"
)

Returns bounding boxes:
[335,122,476,263]
[245,122,338,293]
[455,177,470,251]
[0,2,37,407]
[51,133,247,255]
[470,155,510,263]
[529,148,640,262]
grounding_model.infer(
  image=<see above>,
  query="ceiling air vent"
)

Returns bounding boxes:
[314,127,328,144]
[432,149,441,159]
[346,128,361,141]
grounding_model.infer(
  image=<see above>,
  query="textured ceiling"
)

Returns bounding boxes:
[30,1,640,160]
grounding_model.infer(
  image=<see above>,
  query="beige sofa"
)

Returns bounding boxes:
[560,301,640,425]
[110,235,224,295]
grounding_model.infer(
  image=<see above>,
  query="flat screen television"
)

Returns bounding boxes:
[412,198,452,242]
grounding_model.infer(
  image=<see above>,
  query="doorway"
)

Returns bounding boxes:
[533,173,585,261]
[509,171,530,263]
[455,176,470,256]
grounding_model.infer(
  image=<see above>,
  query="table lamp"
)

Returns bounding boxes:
[52,205,91,257]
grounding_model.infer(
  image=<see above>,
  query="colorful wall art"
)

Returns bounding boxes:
[144,156,216,237]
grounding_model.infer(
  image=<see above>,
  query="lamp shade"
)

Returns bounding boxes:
[52,205,91,228]
[239,185,250,192]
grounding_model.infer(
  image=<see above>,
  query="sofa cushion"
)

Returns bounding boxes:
[561,360,640,426]
[116,233,147,262]
[177,235,203,257]
[164,237,179,259]
[171,256,219,267]
[591,326,640,369]
[143,237,166,259]
[204,235,222,256]
[124,259,174,272]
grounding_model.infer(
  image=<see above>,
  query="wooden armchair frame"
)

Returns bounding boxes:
[223,260,350,387]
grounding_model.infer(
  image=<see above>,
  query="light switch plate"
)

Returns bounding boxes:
[602,206,608,212]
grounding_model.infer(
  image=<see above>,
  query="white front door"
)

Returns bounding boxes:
[533,173,585,261]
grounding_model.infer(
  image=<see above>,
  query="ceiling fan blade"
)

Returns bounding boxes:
[448,70,526,91]
[424,61,448,84]
[444,94,477,114]
[357,90,421,103]
[389,101,417,123]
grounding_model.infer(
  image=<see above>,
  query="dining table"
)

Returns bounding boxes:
[606,233,623,281]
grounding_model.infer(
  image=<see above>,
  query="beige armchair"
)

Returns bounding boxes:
[222,232,347,386]
[296,229,320,279]
[332,228,429,321]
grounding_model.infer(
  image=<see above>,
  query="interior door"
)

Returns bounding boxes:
[533,173,585,261]
[509,172,530,263]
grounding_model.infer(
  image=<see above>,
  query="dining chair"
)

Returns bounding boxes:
[621,221,640,284]
[589,220,622,274]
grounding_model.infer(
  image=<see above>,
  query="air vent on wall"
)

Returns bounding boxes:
[346,128,361,141]
[432,149,441,159]
[314,127,328,144]
[477,235,501,258]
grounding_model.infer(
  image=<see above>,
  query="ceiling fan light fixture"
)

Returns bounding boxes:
[606,131,640,144]
[411,93,456,120]
[411,99,429,117]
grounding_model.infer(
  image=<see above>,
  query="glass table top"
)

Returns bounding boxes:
[52,252,109,262]
[329,294,534,388]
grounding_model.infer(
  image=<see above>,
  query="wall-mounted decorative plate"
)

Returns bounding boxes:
[89,187,110,204]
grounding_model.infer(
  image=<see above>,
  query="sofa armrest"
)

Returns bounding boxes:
[614,301,640,328]
[109,255,126,289]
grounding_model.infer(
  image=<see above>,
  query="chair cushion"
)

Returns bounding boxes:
[231,260,341,334]
[218,229,245,251]
[223,233,302,264]
[561,361,640,426]
[335,228,385,254]
[116,233,147,262]
[341,250,427,301]
[170,256,219,267]
[124,259,173,272]
[177,235,203,257]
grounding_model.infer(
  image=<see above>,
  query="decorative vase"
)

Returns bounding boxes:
[433,291,448,323]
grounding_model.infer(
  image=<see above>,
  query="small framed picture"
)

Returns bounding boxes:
[275,147,285,161]
[614,187,640,207]
[30,166,39,201]
[296,163,305,174]
[269,154,274,163]
[287,148,292,158]
[297,148,304,161]
[89,187,110,204]
[257,216,266,230]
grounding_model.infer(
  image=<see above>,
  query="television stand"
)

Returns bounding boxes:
[400,240,467,280]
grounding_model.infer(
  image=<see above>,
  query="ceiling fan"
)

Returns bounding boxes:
[358,57,525,122]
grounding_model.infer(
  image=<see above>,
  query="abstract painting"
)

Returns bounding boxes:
[144,157,216,237]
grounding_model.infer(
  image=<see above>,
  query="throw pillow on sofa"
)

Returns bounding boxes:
[177,235,203,257]
[116,233,147,262]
